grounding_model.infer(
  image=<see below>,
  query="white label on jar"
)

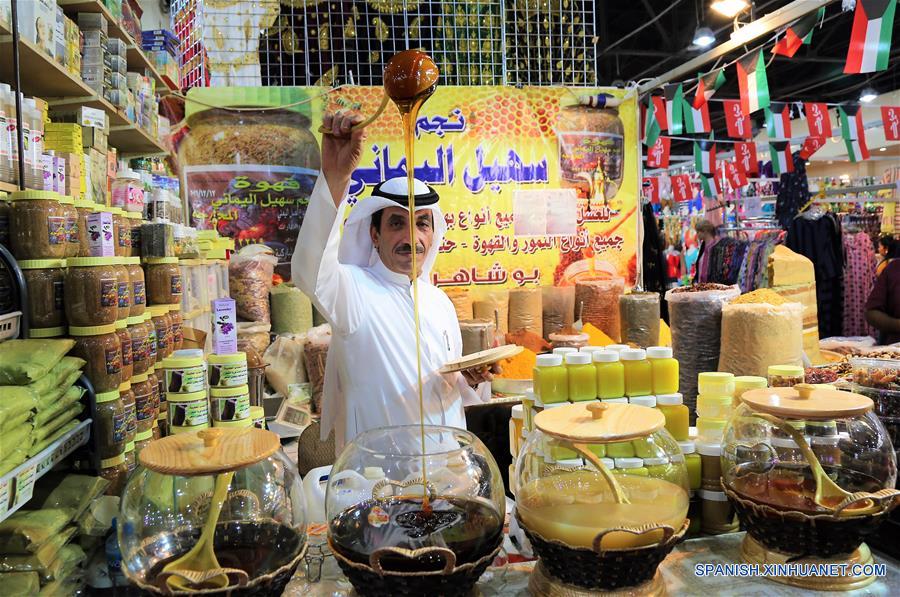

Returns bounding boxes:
[169,400,208,428]
[164,365,206,394]
[214,393,250,421]
[209,362,248,387]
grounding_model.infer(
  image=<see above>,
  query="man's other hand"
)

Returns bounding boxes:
[321,111,366,208]
[461,363,501,387]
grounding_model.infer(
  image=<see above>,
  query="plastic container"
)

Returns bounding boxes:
[160,351,206,394]
[132,372,155,434]
[696,394,733,420]
[696,417,728,444]
[621,348,652,397]
[250,405,266,429]
[168,305,183,351]
[125,257,146,317]
[698,372,735,396]
[208,351,249,387]
[629,395,657,408]
[647,346,678,395]
[144,257,183,305]
[149,305,171,359]
[100,453,128,496]
[849,358,900,391]
[566,352,596,402]
[732,375,767,407]
[58,195,79,259]
[127,211,142,257]
[534,354,568,404]
[699,489,738,535]
[114,319,134,380]
[210,384,251,422]
[65,257,121,326]
[167,390,210,431]
[94,389,127,460]
[120,381,137,443]
[74,200,96,257]
[9,190,66,259]
[767,365,804,388]
[656,392,690,439]
[112,169,144,213]
[18,259,66,329]
[70,323,123,392]
[613,457,649,476]
[113,258,132,318]
[552,347,578,357]
[113,209,132,257]
[593,350,625,399]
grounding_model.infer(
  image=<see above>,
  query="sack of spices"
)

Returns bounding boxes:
[508,287,543,338]
[576,278,625,343]
[472,290,509,335]
[270,283,313,335]
[665,284,741,412]
[541,286,575,340]
[229,245,278,323]
[718,290,804,378]
[619,292,661,348]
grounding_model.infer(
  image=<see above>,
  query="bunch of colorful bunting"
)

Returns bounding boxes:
[839,103,871,162]
[772,7,825,57]
[845,0,897,74]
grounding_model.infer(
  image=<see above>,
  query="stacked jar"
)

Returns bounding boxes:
[19,259,67,338]
[209,352,251,428]
[694,371,739,534]
[161,349,209,434]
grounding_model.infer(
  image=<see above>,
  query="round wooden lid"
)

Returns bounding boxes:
[740,384,873,419]
[139,428,281,476]
[439,344,523,374]
[535,402,665,442]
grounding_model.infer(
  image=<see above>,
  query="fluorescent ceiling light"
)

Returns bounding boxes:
[880,147,887,152]
[693,27,716,47]
[712,0,750,18]
[860,88,878,102]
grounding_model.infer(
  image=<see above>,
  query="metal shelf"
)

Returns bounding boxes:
[58,0,176,93]
[0,420,91,523]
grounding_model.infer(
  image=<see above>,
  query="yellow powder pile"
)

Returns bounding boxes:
[732,289,788,305]
[497,348,537,379]
[582,323,615,347]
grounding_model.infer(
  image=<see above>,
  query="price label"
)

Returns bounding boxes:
[0,478,10,519]
[14,465,36,507]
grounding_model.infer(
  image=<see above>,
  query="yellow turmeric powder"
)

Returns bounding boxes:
[732,289,788,305]
[497,348,537,379]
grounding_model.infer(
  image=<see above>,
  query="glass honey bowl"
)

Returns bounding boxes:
[118,428,307,594]
[325,425,505,597]
[515,401,689,593]
[722,384,899,560]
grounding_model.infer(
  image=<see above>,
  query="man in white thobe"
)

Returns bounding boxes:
[292,112,491,453]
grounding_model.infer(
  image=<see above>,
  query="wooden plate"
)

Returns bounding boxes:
[440,344,523,374]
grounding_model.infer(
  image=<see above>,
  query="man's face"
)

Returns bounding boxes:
[370,207,434,277]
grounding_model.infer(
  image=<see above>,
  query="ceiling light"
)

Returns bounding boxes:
[880,147,887,152]
[693,27,716,47]
[712,0,750,18]
[860,88,878,102]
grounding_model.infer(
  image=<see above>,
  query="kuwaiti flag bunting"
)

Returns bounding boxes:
[723,160,749,189]
[737,50,771,114]
[694,137,717,175]
[799,136,828,160]
[652,96,668,131]
[699,173,719,198]
[646,136,671,168]
[734,142,759,175]
[693,70,726,109]
[682,98,712,134]
[643,177,660,204]
[844,0,897,74]
[845,137,871,162]
[672,174,693,202]
[883,106,900,140]
[664,84,685,135]
[723,99,753,139]
[770,141,794,175]
[839,103,867,141]
[804,102,832,137]
[765,102,793,139]
[772,7,826,57]
[644,96,662,147]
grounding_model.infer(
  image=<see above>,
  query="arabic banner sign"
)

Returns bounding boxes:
[185,86,640,288]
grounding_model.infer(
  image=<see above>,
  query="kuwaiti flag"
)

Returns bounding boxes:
[765,102,793,139]
[652,96,668,131]
[839,103,866,141]
[845,137,871,162]
[682,97,712,134]
[644,96,662,147]
[770,141,794,175]
[694,137,717,174]
[844,0,897,74]
[737,50,770,114]
[693,70,726,109]
[699,173,721,198]
[664,84,685,135]
[771,7,825,58]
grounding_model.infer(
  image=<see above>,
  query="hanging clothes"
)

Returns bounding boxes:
[843,231,878,338]
[642,202,668,322]
[786,211,844,339]
[775,153,810,229]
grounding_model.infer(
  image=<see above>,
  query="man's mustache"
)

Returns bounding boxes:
[395,243,426,254]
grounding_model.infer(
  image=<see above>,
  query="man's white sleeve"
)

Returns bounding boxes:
[291,175,363,335]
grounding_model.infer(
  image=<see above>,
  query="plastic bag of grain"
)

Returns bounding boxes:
[229,245,277,323]
[576,278,624,342]
[665,284,741,412]
[541,286,575,340]
[270,284,313,334]
[508,287,542,337]
[718,290,804,377]
[619,292,661,348]
[304,324,332,414]
[473,290,509,335]
[264,333,308,396]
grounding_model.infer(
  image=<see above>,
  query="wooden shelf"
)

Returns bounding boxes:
[0,34,98,99]
[58,0,176,93]
[109,124,168,156]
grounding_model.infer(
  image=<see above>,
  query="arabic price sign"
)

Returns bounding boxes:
[184,86,639,288]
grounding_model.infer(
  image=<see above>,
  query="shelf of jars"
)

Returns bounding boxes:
[57,0,176,93]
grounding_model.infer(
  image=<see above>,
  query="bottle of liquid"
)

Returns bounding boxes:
[27,98,45,190]
[656,393,689,441]
[621,348,652,397]
[565,352,596,402]
[647,346,679,395]
[594,350,625,399]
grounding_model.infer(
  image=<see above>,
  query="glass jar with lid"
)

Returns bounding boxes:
[145,258,183,305]
[767,365,804,388]
[168,306,184,351]
[125,257,146,317]
[114,318,134,380]
[113,257,131,316]
[65,257,120,326]
[113,208,132,258]
[722,384,899,573]
[18,259,66,330]
[149,305,171,359]
[118,428,307,594]
[127,212,142,257]
[9,190,67,259]
[326,425,504,596]
[74,200,96,257]
[93,389,127,461]
[516,401,688,593]
[70,324,123,392]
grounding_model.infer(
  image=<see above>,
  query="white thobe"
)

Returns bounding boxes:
[292,176,484,452]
